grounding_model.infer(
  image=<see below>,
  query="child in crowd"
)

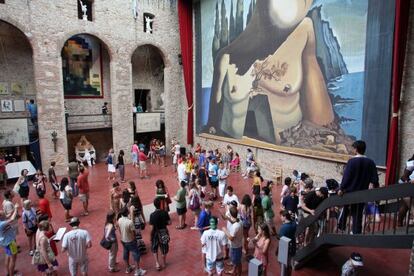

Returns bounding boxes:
[229,152,240,172]
[198,165,208,195]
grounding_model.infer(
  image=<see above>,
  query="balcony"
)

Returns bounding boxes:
[66,113,112,131]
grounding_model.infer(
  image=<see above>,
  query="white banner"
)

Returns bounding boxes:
[0,118,29,147]
[136,113,161,133]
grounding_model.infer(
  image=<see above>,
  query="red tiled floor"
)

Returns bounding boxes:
[1,162,410,275]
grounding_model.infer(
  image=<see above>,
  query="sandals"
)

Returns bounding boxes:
[175,224,187,230]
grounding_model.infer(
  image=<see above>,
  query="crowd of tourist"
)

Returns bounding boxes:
[1,139,414,275]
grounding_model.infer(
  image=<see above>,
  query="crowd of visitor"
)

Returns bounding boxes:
[1,139,413,275]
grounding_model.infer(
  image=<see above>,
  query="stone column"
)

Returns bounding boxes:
[32,37,68,175]
[110,53,134,163]
[164,64,187,149]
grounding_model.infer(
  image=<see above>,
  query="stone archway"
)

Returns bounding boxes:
[0,20,41,168]
[60,34,114,163]
[131,44,166,147]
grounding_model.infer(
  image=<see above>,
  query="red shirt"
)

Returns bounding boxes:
[0,158,6,173]
[38,198,52,218]
[77,171,90,194]
[138,151,147,162]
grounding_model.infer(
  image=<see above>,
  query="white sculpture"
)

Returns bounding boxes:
[79,0,88,21]
[159,92,165,109]
[145,16,154,33]
[132,0,139,19]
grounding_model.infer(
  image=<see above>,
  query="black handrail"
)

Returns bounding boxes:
[296,183,414,235]
[67,113,111,117]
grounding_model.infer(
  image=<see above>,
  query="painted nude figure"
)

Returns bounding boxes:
[206,0,334,142]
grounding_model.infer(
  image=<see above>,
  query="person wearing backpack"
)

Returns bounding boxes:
[22,199,38,256]
[189,181,201,230]
[59,177,73,222]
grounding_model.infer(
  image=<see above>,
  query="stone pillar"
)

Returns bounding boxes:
[110,54,134,163]
[164,64,186,149]
[32,37,68,175]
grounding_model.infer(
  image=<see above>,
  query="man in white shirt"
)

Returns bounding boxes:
[200,217,227,276]
[217,162,229,201]
[177,156,187,186]
[222,207,243,276]
[223,186,239,207]
[62,217,92,276]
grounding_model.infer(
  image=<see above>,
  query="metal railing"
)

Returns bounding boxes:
[293,183,414,268]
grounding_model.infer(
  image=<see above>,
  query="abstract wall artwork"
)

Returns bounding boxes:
[0,82,8,95]
[11,82,24,96]
[195,0,395,165]
[1,100,13,112]
[62,34,103,98]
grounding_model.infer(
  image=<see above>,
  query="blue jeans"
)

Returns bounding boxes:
[122,240,140,262]
[70,177,79,197]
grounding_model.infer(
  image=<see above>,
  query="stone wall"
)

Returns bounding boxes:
[399,1,414,174]
[0,21,35,118]
[132,44,164,112]
[0,0,187,175]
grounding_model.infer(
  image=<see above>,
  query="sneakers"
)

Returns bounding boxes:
[29,250,34,256]
[134,268,147,276]
[125,266,135,274]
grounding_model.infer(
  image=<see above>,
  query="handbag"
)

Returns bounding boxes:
[100,228,112,250]
[32,237,55,265]
[158,229,170,244]
[100,237,112,250]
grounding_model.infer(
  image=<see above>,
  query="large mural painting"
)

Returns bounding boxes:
[195,0,395,165]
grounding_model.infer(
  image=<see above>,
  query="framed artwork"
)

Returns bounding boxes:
[195,0,396,166]
[0,82,8,95]
[1,100,13,112]
[62,34,104,98]
[11,82,24,96]
[13,100,26,112]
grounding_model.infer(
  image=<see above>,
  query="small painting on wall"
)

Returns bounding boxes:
[1,100,13,112]
[13,100,26,112]
[11,82,24,96]
[0,82,8,95]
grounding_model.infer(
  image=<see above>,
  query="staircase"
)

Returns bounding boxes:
[293,183,414,269]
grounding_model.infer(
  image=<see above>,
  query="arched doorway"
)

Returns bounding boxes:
[131,44,166,149]
[61,34,113,164]
[0,20,41,170]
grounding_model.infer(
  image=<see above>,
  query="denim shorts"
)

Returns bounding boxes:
[206,257,224,273]
[122,240,140,262]
[230,247,242,265]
